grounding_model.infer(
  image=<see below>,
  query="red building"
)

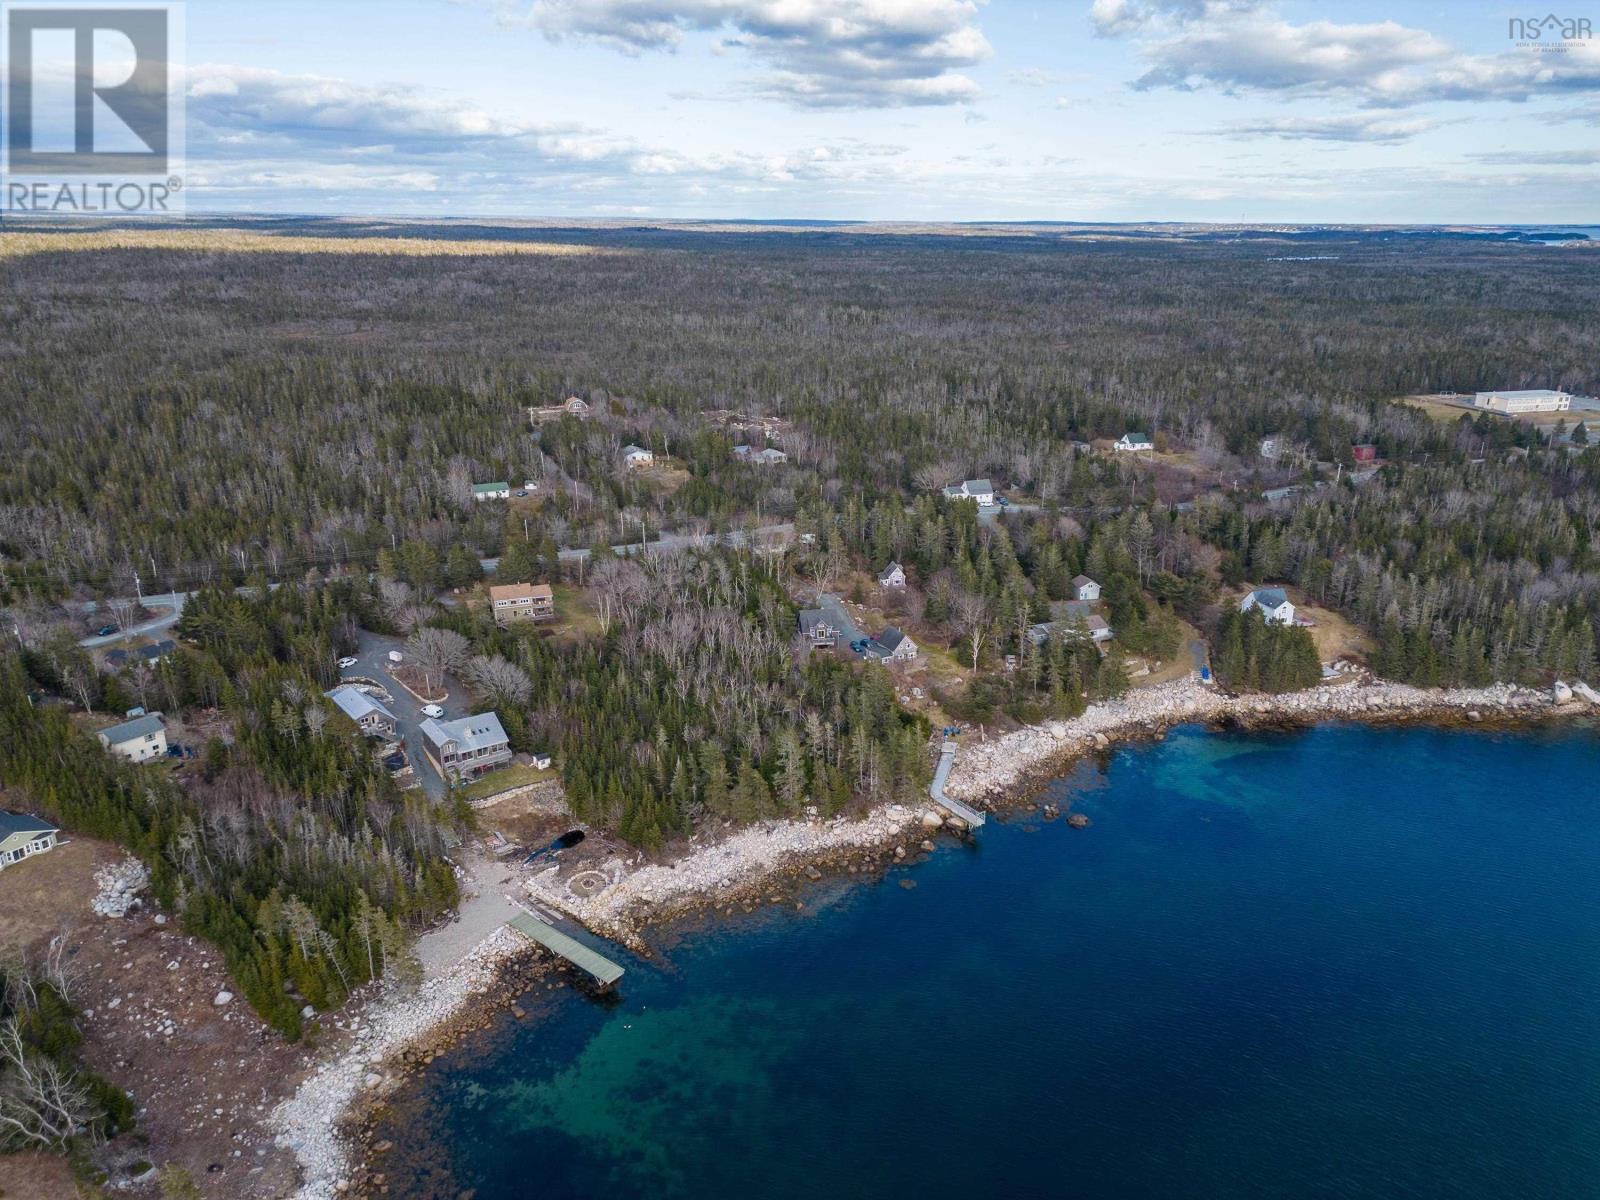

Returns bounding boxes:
[1352,444,1378,463]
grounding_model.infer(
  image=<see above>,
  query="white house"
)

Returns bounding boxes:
[1085,615,1114,642]
[1473,389,1571,414]
[1072,574,1101,602]
[942,478,995,506]
[98,713,167,762]
[1240,587,1297,626]
[1259,436,1282,460]
[1114,432,1155,452]
[622,445,655,469]
[878,561,907,589]
[563,396,590,414]
[0,812,58,871]
[472,481,511,501]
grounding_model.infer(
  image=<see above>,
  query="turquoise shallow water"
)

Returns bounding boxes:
[378,723,1600,1199]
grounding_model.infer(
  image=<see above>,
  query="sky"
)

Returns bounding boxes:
[168,0,1600,222]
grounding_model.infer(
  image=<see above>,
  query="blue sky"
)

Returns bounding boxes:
[178,0,1600,222]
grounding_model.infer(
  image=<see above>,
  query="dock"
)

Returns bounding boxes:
[508,912,625,988]
[929,741,986,829]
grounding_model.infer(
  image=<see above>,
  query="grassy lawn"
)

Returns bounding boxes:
[459,761,558,802]
[549,582,601,637]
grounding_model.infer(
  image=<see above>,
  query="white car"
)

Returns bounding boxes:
[388,650,403,663]
[336,656,358,670]
[421,703,444,718]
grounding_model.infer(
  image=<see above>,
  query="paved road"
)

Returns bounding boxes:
[78,592,189,648]
[488,520,796,570]
[79,523,797,649]
[345,629,478,800]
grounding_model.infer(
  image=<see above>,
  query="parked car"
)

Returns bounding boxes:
[514,490,528,498]
[96,625,117,637]
[421,703,444,718]
[337,656,358,670]
[388,650,403,663]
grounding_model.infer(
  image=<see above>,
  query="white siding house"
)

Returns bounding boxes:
[942,479,995,506]
[878,562,907,589]
[98,714,167,762]
[1240,588,1297,626]
[1072,574,1101,602]
[622,445,655,469]
[1115,432,1155,452]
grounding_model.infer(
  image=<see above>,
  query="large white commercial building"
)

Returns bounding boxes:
[1473,389,1571,414]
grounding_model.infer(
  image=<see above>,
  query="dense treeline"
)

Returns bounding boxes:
[1202,453,1600,686]
[432,551,931,849]
[0,634,459,1038]
[1,229,1595,607]
[1212,609,1323,693]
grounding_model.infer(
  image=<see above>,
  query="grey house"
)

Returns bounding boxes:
[419,712,513,782]
[0,812,58,871]
[866,626,918,662]
[326,685,398,738]
[798,594,858,649]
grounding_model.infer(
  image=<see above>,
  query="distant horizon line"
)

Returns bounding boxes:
[5,212,1598,233]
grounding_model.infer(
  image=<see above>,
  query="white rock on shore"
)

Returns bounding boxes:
[272,926,523,1200]
[944,677,1546,803]
[528,805,919,938]
[274,672,1568,1198]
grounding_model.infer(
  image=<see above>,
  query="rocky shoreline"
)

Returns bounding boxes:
[275,675,1590,1198]
[943,676,1574,806]
[272,928,532,1200]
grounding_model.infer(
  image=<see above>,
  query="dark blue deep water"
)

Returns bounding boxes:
[380,723,1600,1199]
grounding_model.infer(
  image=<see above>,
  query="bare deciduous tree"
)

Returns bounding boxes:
[406,627,469,694]
[465,655,533,708]
[953,589,991,673]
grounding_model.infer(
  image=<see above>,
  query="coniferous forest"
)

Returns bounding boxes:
[1,220,1597,1045]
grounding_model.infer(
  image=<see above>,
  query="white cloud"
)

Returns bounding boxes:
[1095,0,1600,108]
[1210,113,1439,143]
[491,0,992,107]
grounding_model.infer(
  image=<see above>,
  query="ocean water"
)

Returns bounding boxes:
[377,723,1600,1199]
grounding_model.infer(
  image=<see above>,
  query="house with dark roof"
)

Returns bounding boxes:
[137,639,177,665]
[877,561,906,589]
[1240,587,1296,626]
[865,627,918,662]
[0,812,58,871]
[1072,574,1100,602]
